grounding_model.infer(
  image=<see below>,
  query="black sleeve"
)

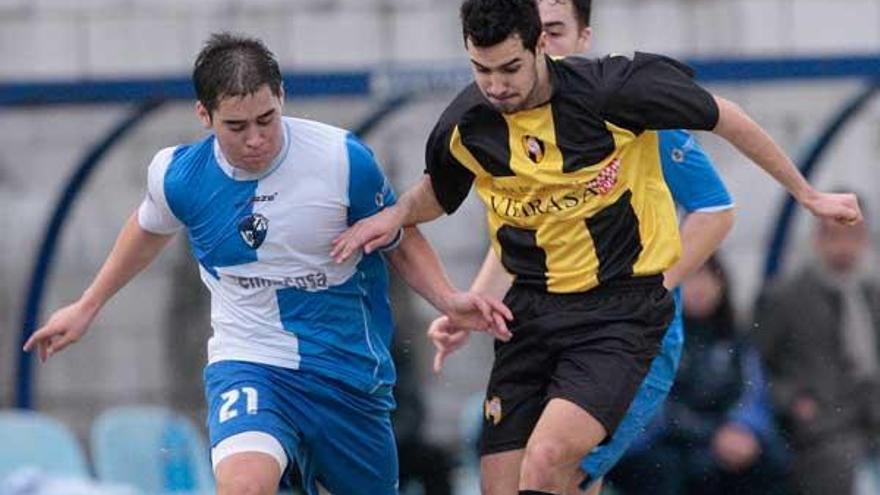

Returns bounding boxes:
[424,119,476,214]
[599,52,719,133]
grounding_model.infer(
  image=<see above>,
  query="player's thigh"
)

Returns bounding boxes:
[296,381,398,495]
[548,307,670,443]
[524,398,607,470]
[204,361,298,477]
[479,310,555,456]
[216,450,282,495]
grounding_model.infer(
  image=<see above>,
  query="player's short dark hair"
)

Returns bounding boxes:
[536,1,592,28]
[461,0,543,52]
[571,0,592,28]
[192,32,283,116]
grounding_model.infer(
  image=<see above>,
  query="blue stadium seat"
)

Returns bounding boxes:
[91,406,214,494]
[0,409,90,481]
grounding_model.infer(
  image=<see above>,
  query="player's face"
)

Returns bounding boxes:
[538,0,592,57]
[467,34,545,113]
[196,84,285,174]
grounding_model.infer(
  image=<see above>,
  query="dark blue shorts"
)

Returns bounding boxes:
[204,360,397,495]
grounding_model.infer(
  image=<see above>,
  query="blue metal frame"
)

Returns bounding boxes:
[9,54,880,408]
[688,54,880,83]
[3,54,880,108]
[0,72,370,107]
[16,100,165,408]
[762,81,880,280]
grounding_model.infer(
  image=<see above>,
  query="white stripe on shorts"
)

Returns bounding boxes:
[211,431,288,474]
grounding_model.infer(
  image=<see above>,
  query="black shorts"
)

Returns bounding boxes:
[479,275,674,456]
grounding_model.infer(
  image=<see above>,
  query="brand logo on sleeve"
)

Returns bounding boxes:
[671,148,685,163]
[238,213,269,249]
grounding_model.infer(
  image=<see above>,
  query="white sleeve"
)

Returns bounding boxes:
[137,146,183,234]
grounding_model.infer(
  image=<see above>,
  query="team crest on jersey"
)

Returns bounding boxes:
[671,148,685,163]
[484,396,503,426]
[522,135,545,164]
[238,213,269,249]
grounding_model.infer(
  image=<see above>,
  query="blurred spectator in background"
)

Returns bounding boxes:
[608,255,790,495]
[754,208,880,495]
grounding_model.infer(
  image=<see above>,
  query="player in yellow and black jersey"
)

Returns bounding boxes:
[426,51,716,294]
[331,1,862,493]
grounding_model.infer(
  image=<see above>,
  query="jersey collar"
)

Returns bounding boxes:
[213,118,292,181]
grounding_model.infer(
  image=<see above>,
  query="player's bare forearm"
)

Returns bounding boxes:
[24,211,174,360]
[396,175,446,226]
[712,96,815,202]
[472,248,513,300]
[80,211,175,311]
[331,176,446,263]
[386,227,512,338]
[663,209,735,289]
[386,226,457,311]
[713,95,861,223]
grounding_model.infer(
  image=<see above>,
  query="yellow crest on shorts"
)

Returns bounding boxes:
[484,396,503,425]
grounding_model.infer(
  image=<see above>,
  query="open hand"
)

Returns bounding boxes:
[444,291,513,343]
[331,206,404,263]
[23,300,97,363]
[427,316,472,373]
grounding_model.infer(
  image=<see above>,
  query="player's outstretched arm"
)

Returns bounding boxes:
[332,176,446,263]
[23,211,175,362]
[386,226,512,342]
[472,248,514,300]
[712,95,862,224]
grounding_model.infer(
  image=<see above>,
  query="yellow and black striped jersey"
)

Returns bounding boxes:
[426,52,719,293]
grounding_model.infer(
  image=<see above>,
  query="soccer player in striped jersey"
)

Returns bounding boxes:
[430,1,736,493]
[24,33,510,495]
[331,1,861,493]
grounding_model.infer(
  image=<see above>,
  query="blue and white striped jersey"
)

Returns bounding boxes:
[138,117,399,395]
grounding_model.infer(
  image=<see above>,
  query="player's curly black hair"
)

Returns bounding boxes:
[192,32,283,115]
[460,0,543,52]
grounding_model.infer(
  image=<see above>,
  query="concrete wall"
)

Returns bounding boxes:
[2,0,879,80]
[2,0,879,447]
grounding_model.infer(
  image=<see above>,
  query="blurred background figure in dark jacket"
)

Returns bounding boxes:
[755,208,880,495]
[608,254,790,495]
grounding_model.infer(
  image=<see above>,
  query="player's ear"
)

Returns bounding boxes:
[195,101,212,129]
[278,86,285,107]
[580,26,593,52]
[536,31,548,55]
